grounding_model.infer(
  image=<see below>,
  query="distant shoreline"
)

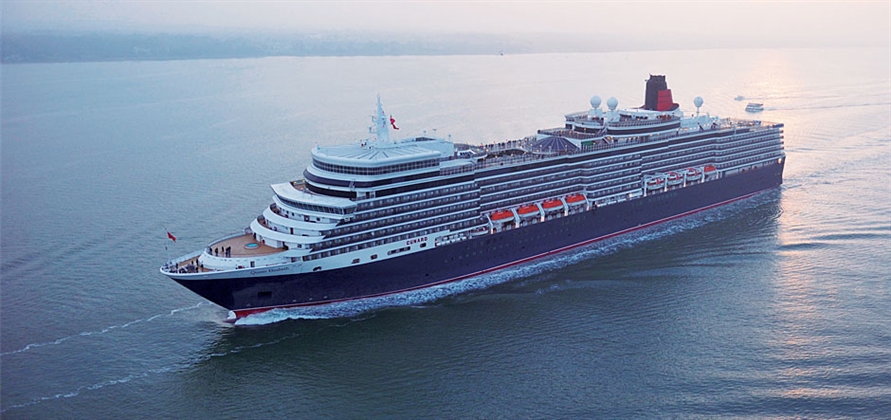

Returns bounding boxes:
[1,32,544,64]
[4,31,879,65]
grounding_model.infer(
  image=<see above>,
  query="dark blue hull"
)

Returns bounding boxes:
[174,162,784,316]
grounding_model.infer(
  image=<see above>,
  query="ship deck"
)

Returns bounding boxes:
[209,233,280,257]
[173,233,282,273]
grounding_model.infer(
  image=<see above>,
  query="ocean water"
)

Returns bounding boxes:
[2,48,889,418]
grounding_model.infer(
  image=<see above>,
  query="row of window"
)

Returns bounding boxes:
[334,192,478,236]
[716,134,782,150]
[312,158,438,176]
[371,174,475,200]
[481,185,580,212]
[642,143,715,164]
[477,164,575,188]
[721,140,784,156]
[323,200,479,242]
[481,171,570,195]
[584,176,641,193]
[643,158,713,176]
[481,178,579,206]
[353,184,476,217]
[717,145,783,163]
[315,210,479,251]
[719,152,784,169]
[303,218,482,261]
[440,164,474,176]
[582,168,639,185]
[269,203,333,227]
[579,160,640,177]
[590,184,640,199]
[276,195,354,216]
[642,152,715,173]
[579,154,641,168]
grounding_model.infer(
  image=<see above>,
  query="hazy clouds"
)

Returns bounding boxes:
[3,1,889,48]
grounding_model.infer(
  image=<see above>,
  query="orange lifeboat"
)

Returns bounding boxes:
[565,194,586,204]
[517,204,539,216]
[490,210,514,221]
[704,164,717,173]
[542,199,563,209]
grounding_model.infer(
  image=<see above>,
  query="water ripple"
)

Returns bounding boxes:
[0,302,205,357]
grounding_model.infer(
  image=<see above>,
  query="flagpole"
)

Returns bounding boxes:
[164,228,172,268]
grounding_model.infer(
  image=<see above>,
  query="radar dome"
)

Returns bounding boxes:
[694,96,704,108]
[607,97,618,111]
[590,95,602,108]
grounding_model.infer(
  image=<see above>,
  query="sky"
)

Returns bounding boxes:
[3,1,890,47]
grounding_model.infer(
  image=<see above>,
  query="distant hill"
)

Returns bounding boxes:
[1,31,605,63]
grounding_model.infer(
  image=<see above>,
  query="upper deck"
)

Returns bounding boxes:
[471,117,782,172]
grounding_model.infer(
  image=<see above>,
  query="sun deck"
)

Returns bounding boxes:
[209,233,280,257]
[167,233,284,274]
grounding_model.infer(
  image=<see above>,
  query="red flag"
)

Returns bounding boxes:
[167,231,177,242]
[390,115,399,130]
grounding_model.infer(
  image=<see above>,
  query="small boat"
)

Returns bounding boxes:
[646,178,665,190]
[565,194,586,205]
[490,210,514,221]
[542,199,563,209]
[734,95,745,101]
[685,167,702,181]
[667,171,684,185]
[517,204,540,216]
[745,103,764,112]
[703,165,717,178]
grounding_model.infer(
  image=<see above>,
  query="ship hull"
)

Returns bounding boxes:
[173,161,784,318]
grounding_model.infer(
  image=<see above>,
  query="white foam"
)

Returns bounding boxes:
[0,302,205,357]
[0,331,298,414]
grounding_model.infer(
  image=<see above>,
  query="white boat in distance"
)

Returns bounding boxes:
[746,103,764,112]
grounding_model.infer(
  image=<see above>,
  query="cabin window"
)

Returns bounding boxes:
[313,266,322,272]
[352,258,360,264]
[370,254,378,260]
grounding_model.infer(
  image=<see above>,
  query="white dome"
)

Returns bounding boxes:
[607,97,618,111]
[590,95,602,108]
[694,96,704,108]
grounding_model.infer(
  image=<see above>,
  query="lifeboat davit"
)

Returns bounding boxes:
[686,167,702,181]
[490,210,514,221]
[646,177,665,190]
[667,171,683,185]
[565,194,586,205]
[542,199,563,210]
[517,204,540,217]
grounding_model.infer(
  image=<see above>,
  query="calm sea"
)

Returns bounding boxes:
[2,48,889,419]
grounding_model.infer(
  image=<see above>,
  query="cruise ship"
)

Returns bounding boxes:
[161,75,785,320]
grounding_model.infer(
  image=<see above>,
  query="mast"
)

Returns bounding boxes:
[374,95,391,145]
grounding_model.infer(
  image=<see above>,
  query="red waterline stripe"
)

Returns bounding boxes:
[231,189,768,320]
